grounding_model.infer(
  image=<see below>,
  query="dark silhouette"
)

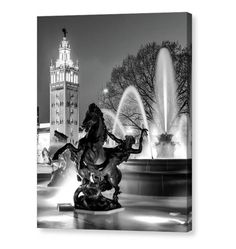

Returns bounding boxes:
[62,28,68,38]
[99,129,148,202]
[51,103,146,211]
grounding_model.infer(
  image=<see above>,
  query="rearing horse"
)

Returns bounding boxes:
[52,103,107,182]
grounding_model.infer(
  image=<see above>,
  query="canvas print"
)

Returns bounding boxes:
[37,12,192,232]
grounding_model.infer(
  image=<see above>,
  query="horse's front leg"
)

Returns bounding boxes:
[52,143,76,160]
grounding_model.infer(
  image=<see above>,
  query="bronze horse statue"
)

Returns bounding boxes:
[52,103,107,173]
[52,103,147,210]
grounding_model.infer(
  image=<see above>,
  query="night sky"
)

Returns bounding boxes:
[37,13,188,124]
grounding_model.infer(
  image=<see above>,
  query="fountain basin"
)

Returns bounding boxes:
[119,159,191,197]
[38,159,192,197]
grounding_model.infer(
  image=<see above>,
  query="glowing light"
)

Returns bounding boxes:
[163,66,168,133]
[38,215,73,223]
[47,161,80,205]
[133,215,185,225]
[39,123,50,128]
[103,88,109,94]
[126,126,133,135]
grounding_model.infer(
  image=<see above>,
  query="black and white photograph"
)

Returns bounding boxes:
[37,12,192,232]
[3,0,236,248]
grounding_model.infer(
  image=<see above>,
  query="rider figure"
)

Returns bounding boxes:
[94,128,148,202]
[105,128,148,162]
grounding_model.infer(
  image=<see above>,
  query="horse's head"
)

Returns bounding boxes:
[82,103,107,142]
[82,103,101,132]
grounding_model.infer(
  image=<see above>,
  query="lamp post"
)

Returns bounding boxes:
[103,88,109,94]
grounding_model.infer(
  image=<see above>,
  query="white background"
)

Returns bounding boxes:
[0,0,236,248]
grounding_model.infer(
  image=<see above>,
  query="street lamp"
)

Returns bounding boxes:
[103,88,109,94]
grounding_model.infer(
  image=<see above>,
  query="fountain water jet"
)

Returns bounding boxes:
[112,86,153,158]
[102,47,189,159]
[101,108,126,137]
[154,47,178,134]
[153,47,179,158]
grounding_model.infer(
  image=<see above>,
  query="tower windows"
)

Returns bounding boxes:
[51,73,55,84]
[56,71,59,82]
[74,74,77,83]
[65,71,78,83]
[70,72,73,82]
[66,72,71,82]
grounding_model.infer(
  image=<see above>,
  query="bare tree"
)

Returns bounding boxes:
[99,41,191,134]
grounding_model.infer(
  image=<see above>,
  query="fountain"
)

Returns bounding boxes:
[103,47,189,159]
[47,47,191,200]
[112,85,153,158]
[101,108,126,138]
[153,47,178,158]
[100,47,191,197]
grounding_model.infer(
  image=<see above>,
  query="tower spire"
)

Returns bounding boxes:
[55,28,73,68]
[62,28,68,38]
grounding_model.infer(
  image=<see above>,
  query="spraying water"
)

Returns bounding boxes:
[101,108,126,137]
[112,86,153,158]
[102,48,189,159]
[154,48,178,133]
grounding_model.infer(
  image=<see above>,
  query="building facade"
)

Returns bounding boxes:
[37,123,50,163]
[49,30,79,146]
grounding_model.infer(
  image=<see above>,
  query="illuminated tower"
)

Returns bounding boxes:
[50,29,79,145]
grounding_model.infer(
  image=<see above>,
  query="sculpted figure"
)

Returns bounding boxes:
[51,103,147,211]
[97,129,148,202]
